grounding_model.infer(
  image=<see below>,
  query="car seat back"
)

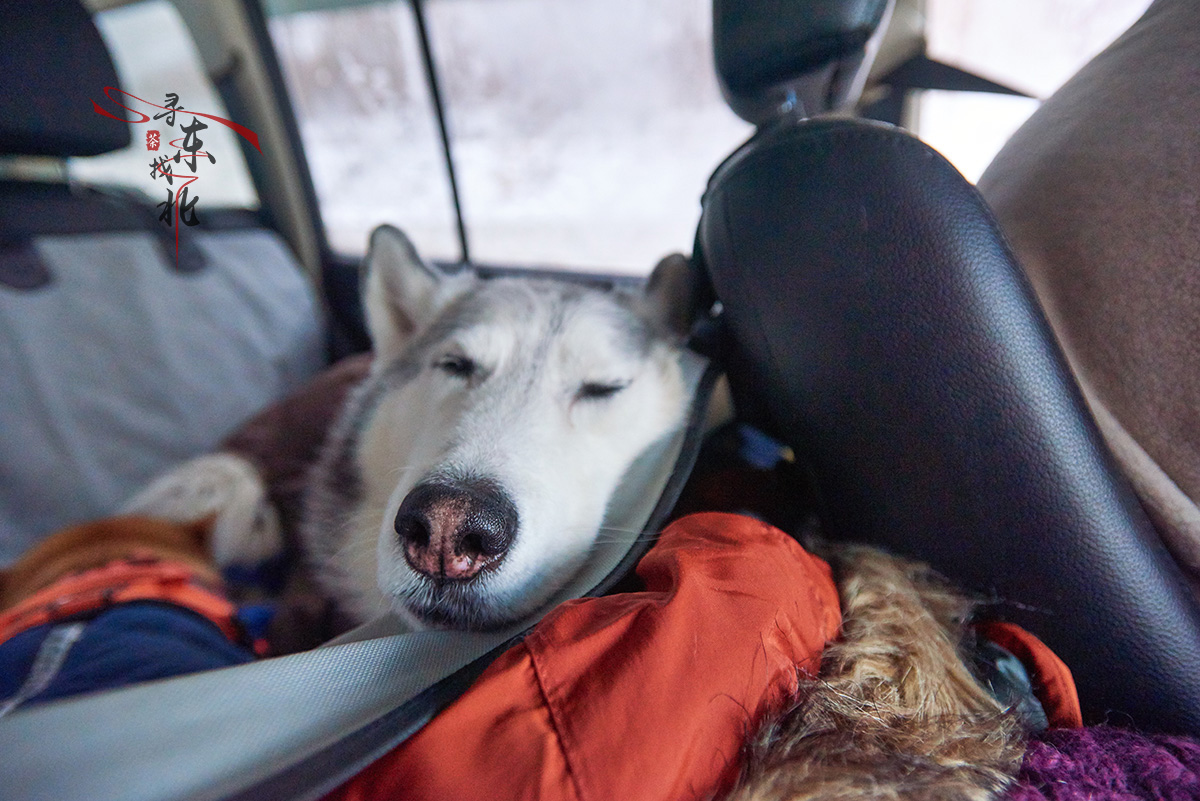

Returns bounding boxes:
[713,0,890,123]
[0,0,324,561]
[696,0,1200,735]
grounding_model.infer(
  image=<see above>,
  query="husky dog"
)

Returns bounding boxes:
[304,226,694,630]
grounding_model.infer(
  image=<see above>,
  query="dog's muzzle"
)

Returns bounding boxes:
[394,478,519,582]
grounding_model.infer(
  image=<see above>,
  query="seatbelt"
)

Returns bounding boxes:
[0,622,86,720]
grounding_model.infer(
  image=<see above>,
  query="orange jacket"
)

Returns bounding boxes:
[328,512,1078,801]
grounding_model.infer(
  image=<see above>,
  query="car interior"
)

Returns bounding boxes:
[1,0,1198,798]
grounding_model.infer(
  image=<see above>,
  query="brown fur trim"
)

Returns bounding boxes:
[725,543,1025,801]
[0,515,219,610]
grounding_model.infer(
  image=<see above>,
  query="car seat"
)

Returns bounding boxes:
[697,0,1200,735]
[0,0,325,563]
[6,1,1200,798]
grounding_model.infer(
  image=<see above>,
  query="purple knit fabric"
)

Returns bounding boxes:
[1008,726,1200,800]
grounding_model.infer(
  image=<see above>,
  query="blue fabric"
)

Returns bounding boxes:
[235,602,277,643]
[0,602,253,707]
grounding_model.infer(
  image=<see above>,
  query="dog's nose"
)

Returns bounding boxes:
[394,479,519,581]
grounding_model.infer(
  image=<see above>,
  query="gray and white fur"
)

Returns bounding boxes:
[304,225,693,630]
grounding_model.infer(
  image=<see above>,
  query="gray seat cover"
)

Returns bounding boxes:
[0,228,324,563]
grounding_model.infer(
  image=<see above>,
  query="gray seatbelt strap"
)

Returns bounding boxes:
[0,622,86,719]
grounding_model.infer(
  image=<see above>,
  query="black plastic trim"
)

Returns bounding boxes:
[241,0,332,264]
[410,0,470,265]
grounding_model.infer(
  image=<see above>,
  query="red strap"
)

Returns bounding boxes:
[976,620,1083,729]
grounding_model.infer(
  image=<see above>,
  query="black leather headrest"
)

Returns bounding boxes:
[714,0,890,124]
[0,0,131,157]
[697,117,1200,735]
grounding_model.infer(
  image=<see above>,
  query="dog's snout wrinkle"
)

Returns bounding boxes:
[395,479,518,582]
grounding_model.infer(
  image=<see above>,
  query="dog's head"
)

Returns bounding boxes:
[357,225,696,630]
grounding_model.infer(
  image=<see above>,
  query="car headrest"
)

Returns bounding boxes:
[713,0,892,124]
[0,0,131,157]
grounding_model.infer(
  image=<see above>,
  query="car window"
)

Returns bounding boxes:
[266,0,753,274]
[266,0,1154,268]
[67,0,259,211]
[916,0,1153,181]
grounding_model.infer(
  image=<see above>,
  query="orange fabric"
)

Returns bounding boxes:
[0,554,243,647]
[976,620,1083,729]
[329,512,842,801]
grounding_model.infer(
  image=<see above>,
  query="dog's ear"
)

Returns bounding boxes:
[362,225,471,364]
[640,252,700,343]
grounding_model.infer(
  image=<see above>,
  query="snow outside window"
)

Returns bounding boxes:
[268,0,752,274]
[269,0,1157,270]
[918,0,1153,182]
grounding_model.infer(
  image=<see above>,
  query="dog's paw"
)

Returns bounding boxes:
[121,453,283,568]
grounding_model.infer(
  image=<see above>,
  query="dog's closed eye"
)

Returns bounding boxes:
[435,354,476,379]
[575,381,629,401]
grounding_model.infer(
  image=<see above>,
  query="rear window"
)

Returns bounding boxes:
[266,0,752,274]
[265,0,1155,270]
